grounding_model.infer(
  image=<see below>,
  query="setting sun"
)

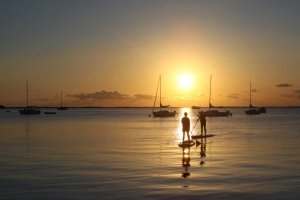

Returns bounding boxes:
[178,74,193,90]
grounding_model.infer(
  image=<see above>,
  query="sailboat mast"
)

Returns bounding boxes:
[209,75,212,110]
[26,80,28,108]
[152,77,159,112]
[250,82,252,108]
[159,75,161,111]
[60,90,63,107]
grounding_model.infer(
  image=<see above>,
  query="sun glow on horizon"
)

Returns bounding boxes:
[178,74,193,90]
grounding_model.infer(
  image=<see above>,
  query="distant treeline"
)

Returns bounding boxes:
[1,106,300,109]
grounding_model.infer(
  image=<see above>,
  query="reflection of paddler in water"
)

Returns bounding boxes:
[199,137,206,165]
[181,147,191,178]
[181,112,191,143]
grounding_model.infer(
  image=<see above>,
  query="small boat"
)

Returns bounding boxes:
[245,82,266,115]
[57,90,68,110]
[152,75,176,117]
[19,107,41,115]
[203,75,232,117]
[258,107,266,113]
[44,111,56,114]
[192,106,201,109]
[245,108,261,115]
[57,107,67,110]
[204,109,232,117]
[19,80,41,115]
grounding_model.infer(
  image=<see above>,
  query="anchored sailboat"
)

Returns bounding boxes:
[57,90,68,110]
[245,82,266,115]
[19,80,41,115]
[204,75,232,117]
[152,75,176,117]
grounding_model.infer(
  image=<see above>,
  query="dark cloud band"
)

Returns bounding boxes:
[276,83,293,88]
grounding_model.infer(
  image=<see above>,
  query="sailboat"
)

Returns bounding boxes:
[245,82,266,115]
[152,75,176,117]
[19,80,41,115]
[57,90,68,110]
[203,75,232,117]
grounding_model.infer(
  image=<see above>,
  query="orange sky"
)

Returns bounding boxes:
[1,1,300,107]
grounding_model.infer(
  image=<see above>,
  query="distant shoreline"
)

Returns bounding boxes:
[1,106,300,109]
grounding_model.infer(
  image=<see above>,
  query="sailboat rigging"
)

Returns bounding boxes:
[19,80,41,115]
[245,82,266,115]
[152,75,176,117]
[203,75,232,117]
[57,90,68,110]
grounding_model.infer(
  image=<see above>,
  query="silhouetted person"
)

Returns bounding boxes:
[199,111,206,136]
[181,112,190,143]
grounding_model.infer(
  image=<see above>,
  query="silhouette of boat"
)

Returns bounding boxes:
[44,111,56,114]
[191,106,200,109]
[245,82,266,115]
[245,108,260,115]
[152,75,176,117]
[19,107,41,115]
[204,75,232,117]
[19,80,41,115]
[57,90,68,110]
[258,107,266,113]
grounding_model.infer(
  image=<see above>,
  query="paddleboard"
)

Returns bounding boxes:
[191,134,215,139]
[178,140,195,148]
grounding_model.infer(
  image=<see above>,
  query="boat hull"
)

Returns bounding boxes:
[153,110,176,117]
[192,106,200,109]
[19,108,41,115]
[57,107,68,110]
[245,109,261,115]
[245,107,266,115]
[44,112,56,114]
[258,107,266,113]
[204,110,232,117]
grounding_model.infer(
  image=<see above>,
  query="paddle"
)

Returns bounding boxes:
[190,117,199,134]
[187,118,201,146]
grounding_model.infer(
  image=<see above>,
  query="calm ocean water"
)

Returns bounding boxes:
[0,108,299,199]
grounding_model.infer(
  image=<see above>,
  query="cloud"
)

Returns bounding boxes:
[68,90,129,100]
[36,95,49,102]
[69,91,154,101]
[36,94,59,102]
[276,83,293,88]
[294,90,300,99]
[280,94,294,98]
[294,90,300,93]
[227,93,239,99]
[134,94,153,100]
[281,90,300,99]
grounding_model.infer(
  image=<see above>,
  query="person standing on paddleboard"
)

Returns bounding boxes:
[199,111,206,136]
[181,112,191,143]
